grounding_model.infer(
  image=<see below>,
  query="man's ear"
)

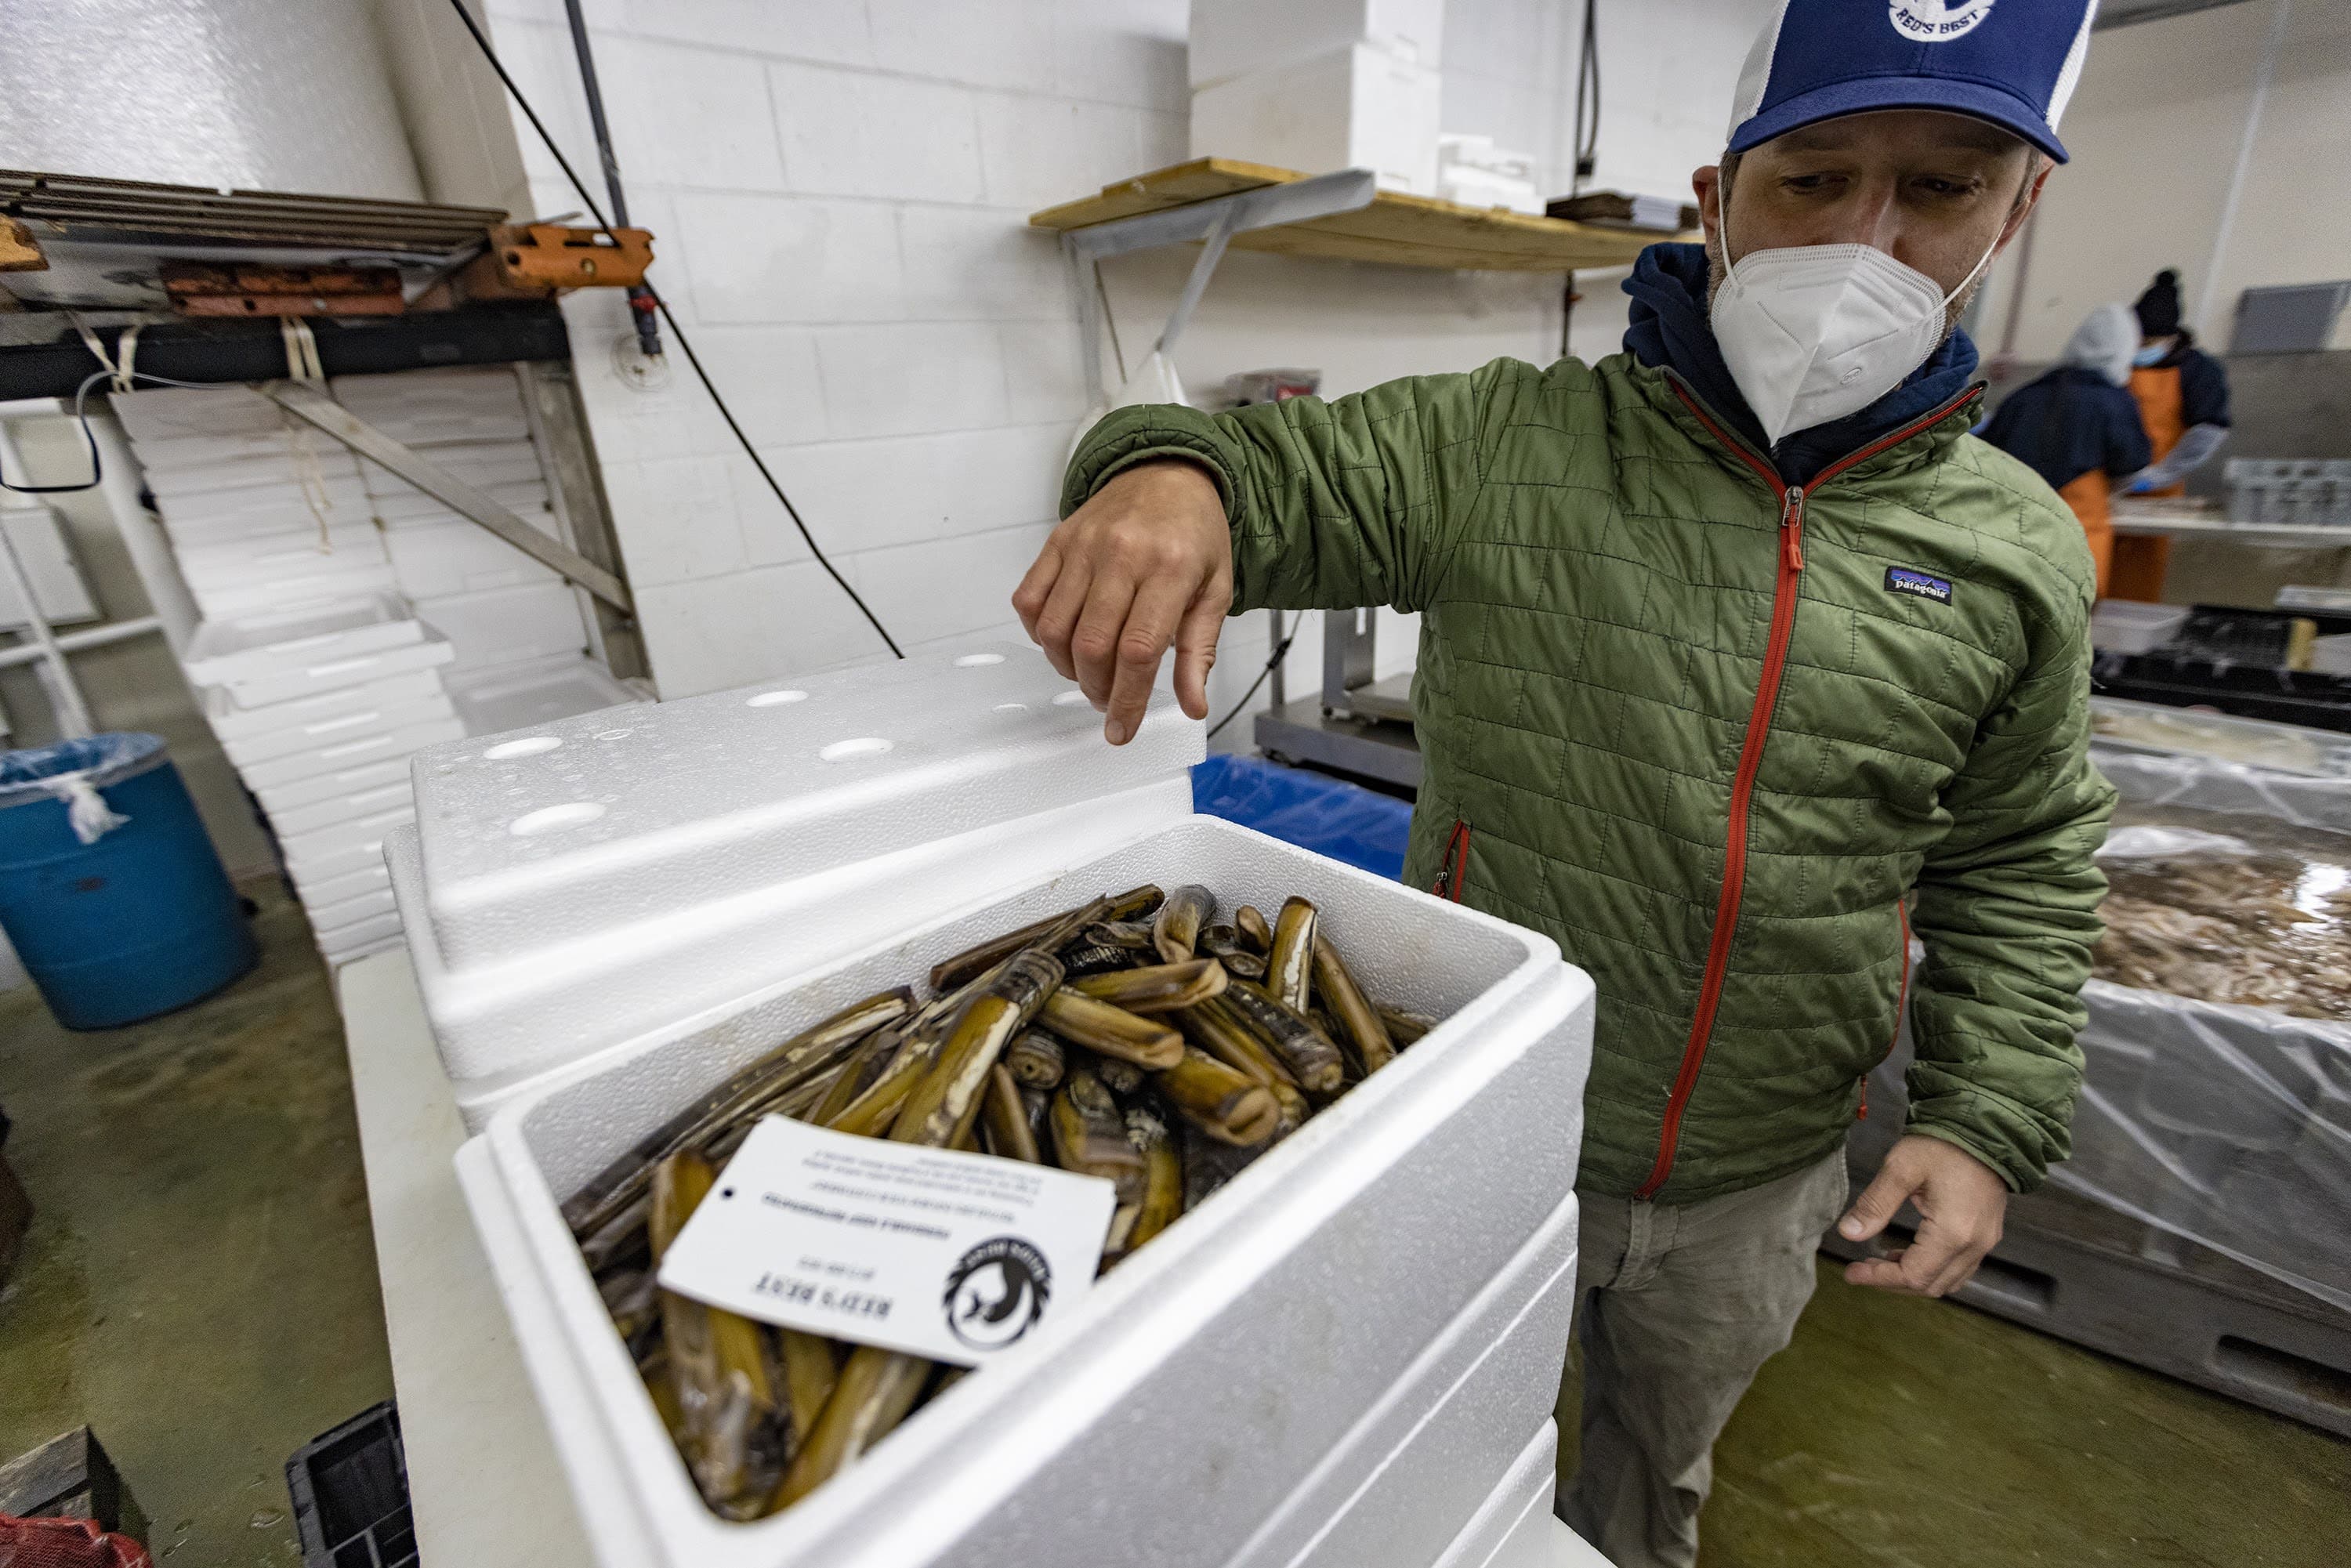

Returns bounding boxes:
[1998,157,2051,252]
[1694,163,1725,251]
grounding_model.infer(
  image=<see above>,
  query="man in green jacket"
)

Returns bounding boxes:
[1016,4,2113,1563]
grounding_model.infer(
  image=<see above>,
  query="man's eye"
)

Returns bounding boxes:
[1916,178,1980,198]
[1783,174,1838,193]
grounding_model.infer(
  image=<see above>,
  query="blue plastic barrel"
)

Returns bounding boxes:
[1191,753,1415,881]
[0,733,257,1030]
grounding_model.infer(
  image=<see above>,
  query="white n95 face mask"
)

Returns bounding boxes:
[1710,231,1996,446]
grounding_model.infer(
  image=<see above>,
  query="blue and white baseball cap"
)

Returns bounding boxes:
[1726,1,2099,164]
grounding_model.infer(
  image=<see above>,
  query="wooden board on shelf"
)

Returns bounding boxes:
[1029,158,1675,273]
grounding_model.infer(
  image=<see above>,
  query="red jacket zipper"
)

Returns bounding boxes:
[1634,381,1978,1200]
[1432,819,1471,902]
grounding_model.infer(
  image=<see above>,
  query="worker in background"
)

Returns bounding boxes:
[2110,268,2233,600]
[1980,303,2152,595]
[1015,3,2114,1564]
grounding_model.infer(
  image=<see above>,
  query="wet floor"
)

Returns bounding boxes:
[0,880,393,1566]
[2,878,2346,1565]
[1559,1258,2351,1566]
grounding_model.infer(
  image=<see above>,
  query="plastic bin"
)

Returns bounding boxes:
[0,733,255,1029]
[1191,751,1413,880]
[285,1401,418,1568]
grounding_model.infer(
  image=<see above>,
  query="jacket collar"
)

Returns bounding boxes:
[1620,242,1983,487]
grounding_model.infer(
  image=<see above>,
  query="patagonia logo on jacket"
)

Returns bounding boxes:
[1885,567,1954,604]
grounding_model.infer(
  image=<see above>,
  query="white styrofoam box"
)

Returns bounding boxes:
[458,812,1591,1568]
[382,516,560,600]
[193,559,400,620]
[154,476,377,539]
[272,777,417,840]
[146,445,364,501]
[222,692,458,770]
[1437,132,1535,181]
[2091,599,2191,656]
[330,367,532,446]
[0,504,99,628]
[446,653,639,737]
[283,858,392,911]
[370,480,554,527]
[1189,0,1446,88]
[200,623,449,713]
[237,713,466,794]
[304,881,399,933]
[111,384,288,443]
[1191,43,1442,194]
[359,440,547,498]
[1437,165,1543,215]
[281,802,418,878]
[254,755,414,816]
[316,907,404,958]
[1429,1425,1609,1568]
[176,531,389,592]
[182,595,422,687]
[205,667,447,741]
[415,579,589,672]
[392,645,1200,1119]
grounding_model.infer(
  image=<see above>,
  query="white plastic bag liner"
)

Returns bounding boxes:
[0,733,162,844]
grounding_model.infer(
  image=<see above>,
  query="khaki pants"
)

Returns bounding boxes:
[1556,1150,1851,1568]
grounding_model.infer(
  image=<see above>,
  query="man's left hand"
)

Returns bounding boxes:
[1837,1135,2009,1297]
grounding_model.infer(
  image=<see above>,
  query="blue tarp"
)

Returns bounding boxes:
[1190,753,1414,881]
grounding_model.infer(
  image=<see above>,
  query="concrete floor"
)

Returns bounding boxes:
[0,881,393,1565]
[2,879,2346,1566]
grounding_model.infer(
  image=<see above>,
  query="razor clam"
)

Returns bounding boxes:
[1373,1001,1436,1047]
[1050,1063,1148,1201]
[1313,932,1396,1073]
[1153,1047,1280,1146]
[1152,884,1215,962]
[1095,1053,1145,1095]
[982,1063,1042,1164]
[891,950,1063,1147]
[1268,896,1318,1014]
[1039,989,1186,1069]
[928,886,1155,991]
[1234,904,1273,954]
[1121,1106,1183,1255]
[1070,958,1229,1013]
[1005,1027,1067,1089]
[564,987,913,1237]
[772,1346,929,1508]
[652,1152,786,1516]
[1222,980,1346,1094]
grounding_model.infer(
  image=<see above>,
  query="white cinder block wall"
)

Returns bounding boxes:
[376,0,1767,739]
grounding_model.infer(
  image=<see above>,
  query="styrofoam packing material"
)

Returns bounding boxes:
[192,560,400,621]
[370,480,553,527]
[315,907,404,956]
[112,386,292,442]
[405,644,1197,970]
[283,858,392,910]
[152,474,374,531]
[146,446,364,500]
[383,517,560,600]
[223,692,457,769]
[445,654,639,737]
[176,533,389,592]
[131,428,369,480]
[272,777,418,840]
[237,714,465,793]
[1428,1425,1583,1568]
[281,802,417,875]
[255,755,414,816]
[203,634,452,715]
[1188,0,1446,88]
[288,834,408,895]
[205,667,447,741]
[181,595,419,686]
[414,579,589,672]
[303,882,399,932]
[1190,42,1444,194]
[459,813,1590,1568]
[331,368,531,438]
[358,440,545,497]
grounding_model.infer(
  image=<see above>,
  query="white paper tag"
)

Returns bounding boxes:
[655,1116,1118,1367]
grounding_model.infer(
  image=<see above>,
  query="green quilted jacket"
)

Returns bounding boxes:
[1065,353,2115,1204]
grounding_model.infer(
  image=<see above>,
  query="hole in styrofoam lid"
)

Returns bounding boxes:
[994,702,1028,714]
[595,729,632,741]
[954,653,1005,668]
[748,690,809,708]
[509,802,607,836]
[1052,690,1091,707]
[484,736,561,760]
[818,737,893,762]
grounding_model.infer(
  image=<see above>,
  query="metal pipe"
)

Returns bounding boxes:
[82,400,201,652]
[562,0,662,360]
[0,469,94,737]
[0,616,163,671]
[2194,0,2292,339]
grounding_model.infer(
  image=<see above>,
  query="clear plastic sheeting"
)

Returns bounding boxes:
[1855,741,2351,1313]
[0,732,163,806]
[2091,697,2351,779]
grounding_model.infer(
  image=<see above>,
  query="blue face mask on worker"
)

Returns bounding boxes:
[2133,342,2172,367]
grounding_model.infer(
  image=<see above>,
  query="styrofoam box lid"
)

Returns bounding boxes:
[407,644,1199,969]
[1189,0,1447,88]
[415,579,589,672]
[254,754,415,816]
[270,777,417,840]
[223,692,458,769]
[473,813,1590,1568]
[178,535,390,592]
[371,480,553,527]
[158,480,376,539]
[281,802,417,873]
[147,448,364,501]
[194,562,402,622]
[112,385,289,442]
[360,441,545,497]
[207,666,447,740]
[208,631,454,714]
[237,714,466,793]
[305,882,399,932]
[289,858,392,910]
[183,595,420,685]
[316,907,404,955]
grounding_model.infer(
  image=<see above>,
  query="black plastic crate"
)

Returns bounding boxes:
[2095,603,2351,733]
[285,1402,416,1568]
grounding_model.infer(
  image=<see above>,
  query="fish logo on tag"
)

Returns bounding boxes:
[1885,567,1954,605]
[944,1237,1052,1351]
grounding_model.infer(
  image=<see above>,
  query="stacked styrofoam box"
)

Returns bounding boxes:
[415,646,1593,1568]
[331,368,602,686]
[1436,134,1542,215]
[182,596,465,963]
[114,386,397,620]
[1190,0,1446,194]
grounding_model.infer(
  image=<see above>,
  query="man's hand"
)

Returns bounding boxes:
[1012,459,1233,746]
[1837,1134,2009,1297]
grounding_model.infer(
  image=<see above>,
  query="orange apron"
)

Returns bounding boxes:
[2059,469,2114,597]
[2113,364,2186,602]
